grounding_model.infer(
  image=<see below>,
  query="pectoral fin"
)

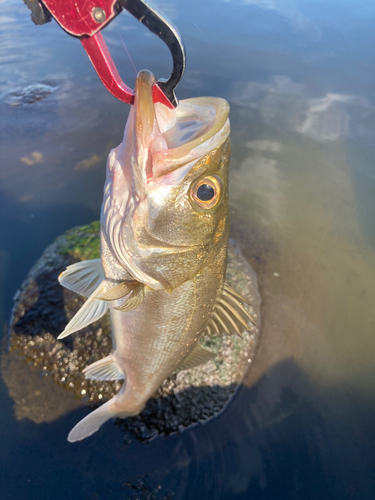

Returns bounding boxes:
[57,283,108,339]
[114,283,144,312]
[59,259,104,297]
[83,354,124,381]
[177,344,216,371]
[98,281,136,301]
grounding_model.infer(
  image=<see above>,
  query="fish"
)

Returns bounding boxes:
[57,70,254,442]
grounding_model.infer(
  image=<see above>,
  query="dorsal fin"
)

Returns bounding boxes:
[207,317,220,336]
[177,343,216,371]
[224,282,253,307]
[58,259,104,297]
[206,282,257,338]
[215,304,242,336]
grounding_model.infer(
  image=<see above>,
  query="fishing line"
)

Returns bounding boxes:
[119,34,138,76]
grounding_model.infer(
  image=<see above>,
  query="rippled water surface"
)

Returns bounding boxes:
[1,0,375,498]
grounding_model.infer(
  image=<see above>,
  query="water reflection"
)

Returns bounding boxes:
[297,92,372,142]
[233,154,286,228]
[225,0,321,40]
[232,75,373,142]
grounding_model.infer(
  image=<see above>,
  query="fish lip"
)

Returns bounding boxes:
[132,72,230,188]
[131,70,159,199]
[151,97,230,181]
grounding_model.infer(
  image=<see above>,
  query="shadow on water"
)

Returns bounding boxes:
[0,357,374,500]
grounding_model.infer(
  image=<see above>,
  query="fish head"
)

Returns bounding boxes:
[102,70,231,291]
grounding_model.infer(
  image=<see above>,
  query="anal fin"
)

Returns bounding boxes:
[83,354,124,381]
[177,344,216,371]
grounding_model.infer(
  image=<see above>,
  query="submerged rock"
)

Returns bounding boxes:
[3,222,261,440]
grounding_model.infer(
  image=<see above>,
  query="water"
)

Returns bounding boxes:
[1,0,375,498]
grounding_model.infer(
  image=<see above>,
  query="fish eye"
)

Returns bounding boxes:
[191,175,222,210]
[197,183,214,201]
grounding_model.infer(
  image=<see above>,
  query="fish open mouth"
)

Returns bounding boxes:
[101,70,231,290]
[133,70,230,189]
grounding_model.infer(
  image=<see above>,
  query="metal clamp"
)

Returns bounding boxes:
[24,0,186,108]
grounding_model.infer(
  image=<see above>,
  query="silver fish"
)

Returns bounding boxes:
[58,71,253,442]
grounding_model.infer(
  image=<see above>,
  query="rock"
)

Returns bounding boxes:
[4,83,58,106]
[2,222,261,440]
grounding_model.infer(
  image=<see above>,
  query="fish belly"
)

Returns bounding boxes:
[110,252,227,414]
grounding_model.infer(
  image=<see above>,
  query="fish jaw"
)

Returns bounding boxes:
[101,70,231,291]
[131,71,165,200]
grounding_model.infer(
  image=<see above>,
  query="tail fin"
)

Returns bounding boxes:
[68,400,114,442]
